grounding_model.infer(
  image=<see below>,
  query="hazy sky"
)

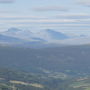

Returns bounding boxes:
[0,0,90,35]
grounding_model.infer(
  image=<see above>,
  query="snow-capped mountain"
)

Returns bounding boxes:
[45,29,69,40]
[3,28,33,40]
[0,28,90,48]
[2,28,69,41]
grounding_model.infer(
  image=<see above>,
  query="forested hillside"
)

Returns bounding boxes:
[0,45,90,75]
[0,45,90,90]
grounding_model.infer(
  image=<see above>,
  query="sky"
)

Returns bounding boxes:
[0,0,90,36]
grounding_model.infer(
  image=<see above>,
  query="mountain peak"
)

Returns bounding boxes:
[7,28,22,32]
[45,29,69,40]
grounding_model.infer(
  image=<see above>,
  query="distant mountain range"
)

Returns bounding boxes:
[0,28,89,48]
[2,28,69,40]
[45,29,69,40]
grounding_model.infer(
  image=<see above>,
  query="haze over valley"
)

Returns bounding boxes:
[0,0,90,90]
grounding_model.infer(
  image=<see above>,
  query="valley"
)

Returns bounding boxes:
[0,45,90,90]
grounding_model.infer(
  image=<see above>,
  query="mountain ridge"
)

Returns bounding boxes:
[0,28,90,47]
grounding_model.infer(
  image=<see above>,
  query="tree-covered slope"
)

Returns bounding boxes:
[0,45,90,75]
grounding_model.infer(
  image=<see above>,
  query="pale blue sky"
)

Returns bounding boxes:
[0,0,90,36]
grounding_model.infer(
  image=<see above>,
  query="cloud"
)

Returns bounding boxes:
[0,15,78,23]
[77,0,90,7]
[0,15,47,19]
[36,24,90,27]
[33,6,68,12]
[55,13,90,19]
[0,0,15,3]
[0,14,90,28]
[0,19,78,24]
